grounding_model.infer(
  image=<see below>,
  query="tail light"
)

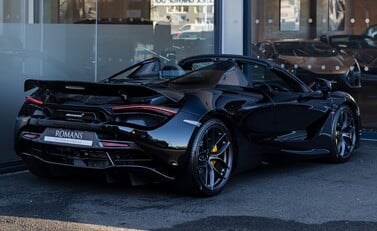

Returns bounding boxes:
[111,105,178,128]
[101,141,129,148]
[22,132,41,140]
[21,96,46,118]
[26,96,44,105]
[111,105,178,116]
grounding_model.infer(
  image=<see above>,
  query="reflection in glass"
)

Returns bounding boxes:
[59,0,97,23]
[274,41,337,57]
[0,0,215,163]
[329,0,346,31]
[95,0,215,79]
[280,0,300,31]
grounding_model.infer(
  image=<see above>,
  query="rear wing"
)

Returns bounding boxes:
[24,79,184,103]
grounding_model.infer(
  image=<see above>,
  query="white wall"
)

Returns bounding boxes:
[222,0,243,54]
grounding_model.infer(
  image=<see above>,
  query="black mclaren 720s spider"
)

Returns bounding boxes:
[14,54,361,196]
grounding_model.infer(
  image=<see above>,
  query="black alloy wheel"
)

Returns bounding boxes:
[182,119,234,197]
[331,105,357,163]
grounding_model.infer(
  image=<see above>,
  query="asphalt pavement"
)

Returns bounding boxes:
[1,140,377,231]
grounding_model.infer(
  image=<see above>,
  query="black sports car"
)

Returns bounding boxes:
[327,35,377,75]
[14,54,361,196]
[257,39,361,91]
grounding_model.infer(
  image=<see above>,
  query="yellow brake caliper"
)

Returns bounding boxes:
[210,145,218,167]
[211,145,218,153]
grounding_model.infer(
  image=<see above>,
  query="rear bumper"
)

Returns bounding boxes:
[15,132,184,182]
[19,151,176,183]
[14,111,201,182]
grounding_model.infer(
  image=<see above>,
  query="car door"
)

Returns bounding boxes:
[244,62,331,136]
[264,67,331,135]
[231,61,276,136]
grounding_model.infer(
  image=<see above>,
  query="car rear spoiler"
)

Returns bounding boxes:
[24,79,184,103]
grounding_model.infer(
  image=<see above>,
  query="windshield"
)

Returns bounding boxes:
[274,41,337,57]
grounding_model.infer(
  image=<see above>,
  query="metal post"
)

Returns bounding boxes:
[243,0,252,56]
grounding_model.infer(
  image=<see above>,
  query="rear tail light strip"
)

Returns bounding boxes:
[26,96,44,105]
[22,132,41,140]
[101,141,130,148]
[111,105,178,116]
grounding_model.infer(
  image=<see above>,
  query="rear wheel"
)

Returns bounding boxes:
[179,119,234,197]
[330,105,357,163]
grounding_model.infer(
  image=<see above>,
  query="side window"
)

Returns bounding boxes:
[241,63,303,92]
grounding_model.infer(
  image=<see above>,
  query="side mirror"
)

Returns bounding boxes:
[312,78,332,98]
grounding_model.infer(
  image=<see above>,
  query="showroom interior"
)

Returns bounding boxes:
[1,0,377,171]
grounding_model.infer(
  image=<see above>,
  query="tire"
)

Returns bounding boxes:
[330,105,357,163]
[178,119,234,197]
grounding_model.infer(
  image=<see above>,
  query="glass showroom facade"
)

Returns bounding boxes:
[1,0,377,167]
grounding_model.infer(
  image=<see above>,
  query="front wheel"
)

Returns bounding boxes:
[178,119,234,197]
[330,105,357,163]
